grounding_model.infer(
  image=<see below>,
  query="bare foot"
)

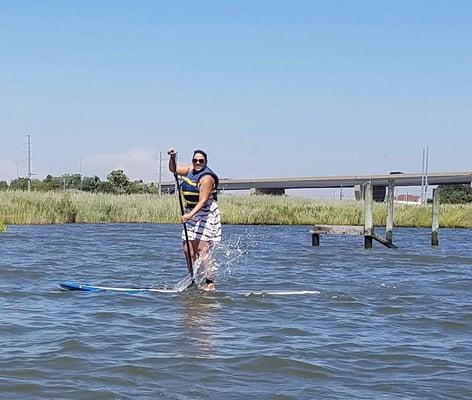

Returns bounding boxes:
[203,282,216,292]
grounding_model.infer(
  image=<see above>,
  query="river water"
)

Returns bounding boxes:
[1,224,471,399]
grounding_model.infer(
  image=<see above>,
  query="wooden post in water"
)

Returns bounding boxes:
[312,232,320,246]
[364,182,374,249]
[432,188,440,246]
[386,179,395,244]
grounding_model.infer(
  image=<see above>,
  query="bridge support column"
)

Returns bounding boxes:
[354,184,386,202]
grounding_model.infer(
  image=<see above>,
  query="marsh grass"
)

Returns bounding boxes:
[0,191,471,228]
[0,191,179,224]
[219,196,472,227]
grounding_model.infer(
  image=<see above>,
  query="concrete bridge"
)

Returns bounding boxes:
[161,171,472,198]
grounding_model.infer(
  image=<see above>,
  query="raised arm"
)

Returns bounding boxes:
[167,148,191,176]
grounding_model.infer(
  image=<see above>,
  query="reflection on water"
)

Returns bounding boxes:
[181,294,220,357]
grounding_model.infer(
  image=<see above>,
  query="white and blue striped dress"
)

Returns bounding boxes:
[182,200,222,242]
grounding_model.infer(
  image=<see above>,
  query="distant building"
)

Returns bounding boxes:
[395,194,421,204]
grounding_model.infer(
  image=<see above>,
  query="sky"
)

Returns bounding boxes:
[1,0,471,184]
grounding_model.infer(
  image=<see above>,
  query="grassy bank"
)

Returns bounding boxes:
[0,191,471,228]
[219,195,472,228]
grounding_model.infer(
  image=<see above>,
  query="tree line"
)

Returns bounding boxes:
[437,184,472,204]
[0,170,170,194]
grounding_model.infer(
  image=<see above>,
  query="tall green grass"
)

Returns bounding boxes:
[0,191,179,224]
[0,191,471,228]
[219,195,472,227]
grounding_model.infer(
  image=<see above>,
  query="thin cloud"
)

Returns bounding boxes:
[84,148,173,182]
[0,160,20,181]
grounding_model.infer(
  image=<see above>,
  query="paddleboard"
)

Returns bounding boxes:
[243,290,319,296]
[60,281,319,296]
[60,281,178,294]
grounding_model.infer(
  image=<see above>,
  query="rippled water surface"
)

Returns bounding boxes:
[1,224,472,399]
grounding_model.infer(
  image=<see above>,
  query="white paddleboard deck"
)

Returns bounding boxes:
[60,281,319,296]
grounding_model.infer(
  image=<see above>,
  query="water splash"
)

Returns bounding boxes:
[150,228,260,289]
[190,228,260,286]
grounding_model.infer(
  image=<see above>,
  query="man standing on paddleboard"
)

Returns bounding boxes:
[168,148,221,291]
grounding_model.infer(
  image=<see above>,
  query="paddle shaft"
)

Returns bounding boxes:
[171,160,194,277]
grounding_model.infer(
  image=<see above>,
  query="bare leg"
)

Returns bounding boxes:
[183,240,215,291]
[197,241,216,291]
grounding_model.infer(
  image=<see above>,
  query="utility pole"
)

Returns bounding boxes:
[79,156,83,190]
[420,147,425,203]
[158,151,162,196]
[27,134,32,192]
[425,146,429,202]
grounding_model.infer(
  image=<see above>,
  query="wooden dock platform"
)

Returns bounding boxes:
[310,182,441,249]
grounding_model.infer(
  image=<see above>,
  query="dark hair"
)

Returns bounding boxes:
[193,149,208,163]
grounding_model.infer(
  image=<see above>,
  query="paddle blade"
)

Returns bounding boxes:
[173,273,194,292]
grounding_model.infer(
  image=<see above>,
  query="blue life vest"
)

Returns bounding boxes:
[181,166,219,208]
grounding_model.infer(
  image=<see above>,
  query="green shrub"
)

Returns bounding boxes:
[438,184,472,204]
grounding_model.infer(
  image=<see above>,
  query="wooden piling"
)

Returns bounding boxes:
[312,232,320,246]
[386,179,395,244]
[432,188,440,246]
[364,183,373,249]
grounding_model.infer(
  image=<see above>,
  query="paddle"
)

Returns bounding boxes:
[170,154,195,292]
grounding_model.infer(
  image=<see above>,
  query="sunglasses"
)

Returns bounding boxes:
[192,158,206,164]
